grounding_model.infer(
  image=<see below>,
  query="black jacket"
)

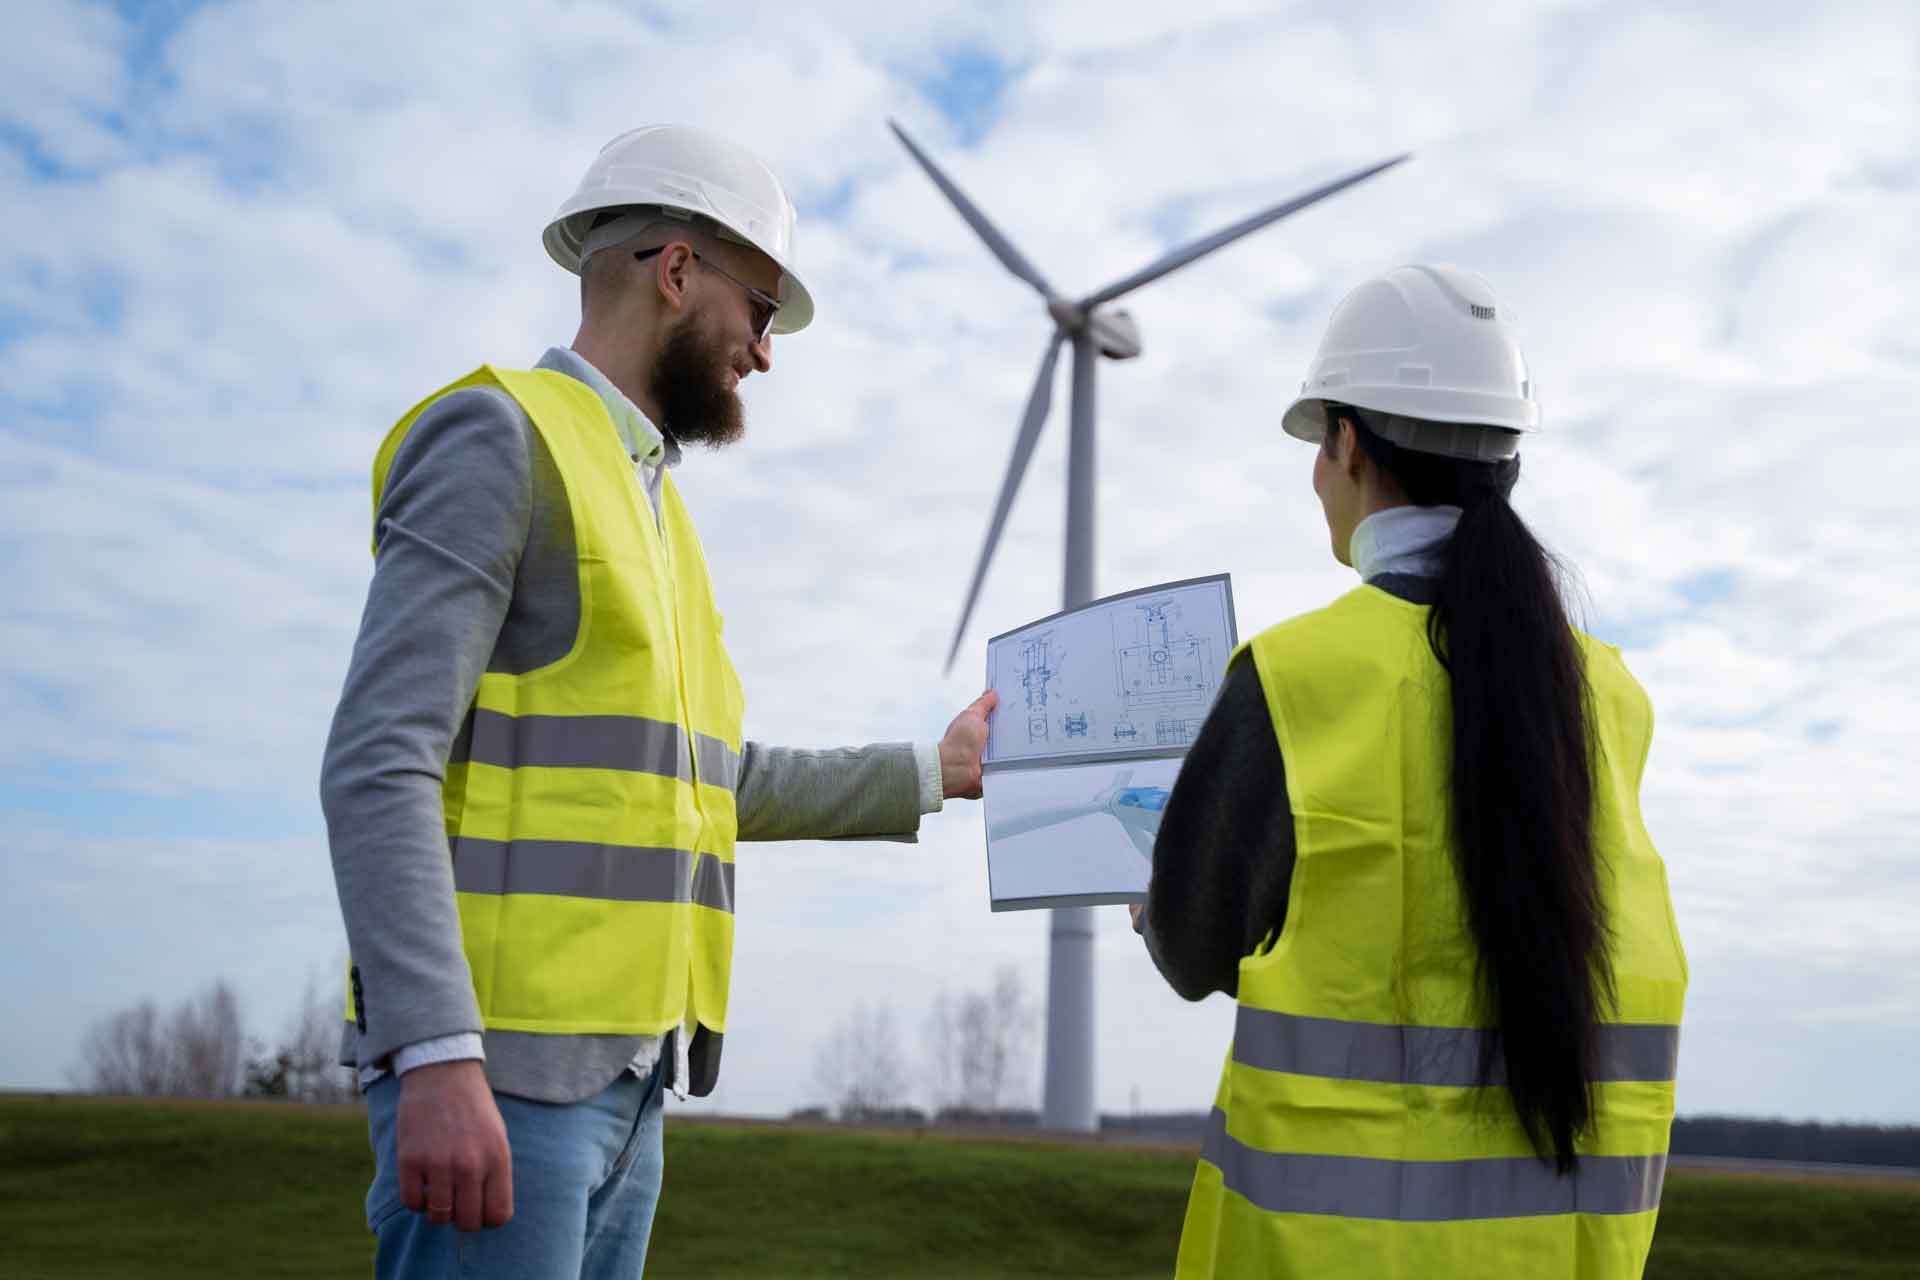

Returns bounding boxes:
[1140,574,1437,999]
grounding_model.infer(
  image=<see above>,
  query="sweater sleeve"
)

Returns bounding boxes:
[318,387,533,1067]
[733,741,925,842]
[1139,654,1298,1001]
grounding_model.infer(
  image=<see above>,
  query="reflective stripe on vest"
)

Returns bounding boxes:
[1175,585,1688,1279]
[1201,1109,1669,1221]
[348,365,746,1044]
[450,838,736,914]
[450,707,742,792]
[1231,1007,1680,1088]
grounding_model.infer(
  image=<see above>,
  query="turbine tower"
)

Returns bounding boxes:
[891,119,1407,1131]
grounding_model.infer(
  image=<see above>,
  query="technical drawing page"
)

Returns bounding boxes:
[983,756,1181,909]
[982,576,1234,766]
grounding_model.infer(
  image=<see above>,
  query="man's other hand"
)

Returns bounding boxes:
[938,689,998,800]
[396,1059,514,1232]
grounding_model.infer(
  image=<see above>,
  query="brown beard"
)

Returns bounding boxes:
[649,313,745,448]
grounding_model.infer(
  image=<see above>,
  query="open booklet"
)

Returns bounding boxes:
[980,574,1237,911]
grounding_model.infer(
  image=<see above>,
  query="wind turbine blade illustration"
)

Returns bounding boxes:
[1079,153,1411,309]
[988,799,1108,843]
[988,769,1139,843]
[944,330,1068,673]
[889,119,1057,300]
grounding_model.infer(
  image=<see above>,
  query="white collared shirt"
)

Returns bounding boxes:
[1350,505,1462,583]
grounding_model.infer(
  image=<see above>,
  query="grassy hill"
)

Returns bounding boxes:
[0,1094,1914,1278]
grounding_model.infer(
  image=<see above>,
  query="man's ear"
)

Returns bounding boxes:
[654,242,696,314]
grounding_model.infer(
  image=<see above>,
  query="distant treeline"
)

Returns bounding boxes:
[1670,1114,1920,1169]
[803,1108,1920,1169]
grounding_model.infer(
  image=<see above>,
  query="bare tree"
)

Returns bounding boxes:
[281,971,356,1102]
[812,1000,911,1119]
[73,999,173,1096]
[247,971,357,1102]
[922,988,961,1112]
[931,965,1037,1115]
[171,980,246,1098]
[986,965,1036,1109]
[72,979,246,1097]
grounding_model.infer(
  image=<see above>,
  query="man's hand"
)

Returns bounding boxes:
[938,689,998,800]
[396,1059,514,1232]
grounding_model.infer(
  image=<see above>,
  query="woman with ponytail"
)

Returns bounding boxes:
[1137,265,1687,1279]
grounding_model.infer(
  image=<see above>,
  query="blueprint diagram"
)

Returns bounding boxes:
[977,574,1234,910]
[982,575,1236,768]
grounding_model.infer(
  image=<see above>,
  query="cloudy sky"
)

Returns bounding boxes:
[3,0,1915,1125]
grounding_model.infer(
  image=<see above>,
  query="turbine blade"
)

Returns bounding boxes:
[889,119,1056,300]
[1080,153,1411,308]
[944,332,1067,674]
[988,801,1107,842]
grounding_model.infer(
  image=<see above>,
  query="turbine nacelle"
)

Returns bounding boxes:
[1090,308,1142,360]
[1046,299,1142,360]
[887,117,1409,671]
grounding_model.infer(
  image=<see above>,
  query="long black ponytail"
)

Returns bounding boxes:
[1340,408,1612,1174]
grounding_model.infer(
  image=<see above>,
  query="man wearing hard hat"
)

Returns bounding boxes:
[321,125,996,1277]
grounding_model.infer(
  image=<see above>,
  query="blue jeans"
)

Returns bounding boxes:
[364,1063,666,1278]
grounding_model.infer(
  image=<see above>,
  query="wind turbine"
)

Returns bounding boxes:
[891,119,1408,1131]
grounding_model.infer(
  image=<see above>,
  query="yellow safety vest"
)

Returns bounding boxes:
[350,365,745,1043]
[1177,585,1687,1278]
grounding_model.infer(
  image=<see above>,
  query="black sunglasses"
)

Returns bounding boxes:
[633,245,780,343]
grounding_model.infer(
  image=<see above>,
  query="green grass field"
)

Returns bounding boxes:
[0,1095,1914,1278]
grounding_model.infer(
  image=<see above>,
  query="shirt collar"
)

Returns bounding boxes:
[535,346,679,469]
[1350,504,1462,583]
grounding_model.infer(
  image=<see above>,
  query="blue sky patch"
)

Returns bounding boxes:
[0,773,308,843]
[910,47,1017,147]
[1678,568,1738,607]
[3,125,85,183]
[1805,718,1844,744]
[113,0,205,82]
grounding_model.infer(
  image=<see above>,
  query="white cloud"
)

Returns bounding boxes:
[0,0,129,172]
[1,0,1916,1124]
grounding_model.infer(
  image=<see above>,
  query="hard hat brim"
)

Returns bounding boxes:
[542,204,816,335]
[1283,386,1539,445]
[1281,397,1332,445]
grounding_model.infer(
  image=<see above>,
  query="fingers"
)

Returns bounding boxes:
[454,1154,487,1233]
[399,1149,427,1215]
[413,1154,508,1233]
[972,688,1000,717]
[393,1063,513,1233]
[415,1150,457,1226]
[483,1138,515,1228]
[446,1115,512,1231]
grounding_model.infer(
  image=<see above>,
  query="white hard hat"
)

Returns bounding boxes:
[543,124,815,335]
[1281,264,1537,460]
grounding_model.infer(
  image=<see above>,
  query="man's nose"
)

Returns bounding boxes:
[750,334,773,374]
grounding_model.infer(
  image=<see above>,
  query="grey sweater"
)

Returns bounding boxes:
[320,351,926,1102]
